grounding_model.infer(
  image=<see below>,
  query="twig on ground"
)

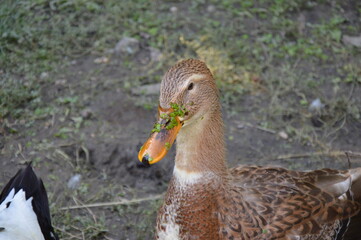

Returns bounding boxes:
[54,226,82,240]
[104,236,116,240]
[345,151,352,169]
[347,81,356,102]
[60,194,164,210]
[70,225,86,240]
[265,151,361,161]
[252,124,276,134]
[53,149,75,169]
[81,145,90,164]
[240,122,277,134]
[72,196,98,223]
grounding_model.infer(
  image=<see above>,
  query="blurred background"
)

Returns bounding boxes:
[0,0,361,239]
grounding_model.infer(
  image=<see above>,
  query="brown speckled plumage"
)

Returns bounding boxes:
[147,59,361,240]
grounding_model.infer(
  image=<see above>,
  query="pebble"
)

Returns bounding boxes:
[55,79,67,85]
[237,123,245,129]
[94,56,109,64]
[40,72,49,79]
[342,35,361,48]
[207,5,216,12]
[170,6,178,13]
[114,37,140,55]
[81,108,93,119]
[149,47,162,62]
[131,83,161,96]
[140,32,151,39]
[278,131,288,140]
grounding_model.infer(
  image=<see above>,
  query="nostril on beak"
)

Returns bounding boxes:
[141,156,151,168]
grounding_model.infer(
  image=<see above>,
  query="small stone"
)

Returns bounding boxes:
[81,108,93,119]
[70,60,77,65]
[149,47,162,62]
[170,6,178,13]
[237,123,245,129]
[207,5,216,12]
[40,72,49,79]
[105,48,115,54]
[278,131,288,140]
[131,83,161,96]
[94,56,109,64]
[55,79,67,85]
[297,14,306,35]
[67,174,82,189]
[343,35,361,48]
[140,32,151,39]
[114,37,140,55]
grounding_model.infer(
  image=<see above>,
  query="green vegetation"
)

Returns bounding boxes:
[2,0,360,120]
[151,123,162,133]
[152,103,187,132]
[164,103,187,130]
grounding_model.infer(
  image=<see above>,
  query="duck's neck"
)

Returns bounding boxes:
[175,104,227,177]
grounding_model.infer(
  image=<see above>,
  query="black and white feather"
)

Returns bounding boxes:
[0,164,58,240]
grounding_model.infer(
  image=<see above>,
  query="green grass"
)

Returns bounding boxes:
[2,0,360,117]
[0,0,162,118]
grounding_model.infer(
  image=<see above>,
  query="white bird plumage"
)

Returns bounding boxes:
[0,164,58,240]
[0,189,45,240]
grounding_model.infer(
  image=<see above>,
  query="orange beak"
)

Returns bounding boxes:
[138,106,183,166]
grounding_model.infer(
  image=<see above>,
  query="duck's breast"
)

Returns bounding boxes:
[156,170,221,240]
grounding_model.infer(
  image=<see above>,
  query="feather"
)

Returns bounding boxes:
[0,164,58,240]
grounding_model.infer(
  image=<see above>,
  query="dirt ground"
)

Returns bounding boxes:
[1,1,361,240]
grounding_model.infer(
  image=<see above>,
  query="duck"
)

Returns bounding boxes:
[138,59,361,240]
[0,164,58,240]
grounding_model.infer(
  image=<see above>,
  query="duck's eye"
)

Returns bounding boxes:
[187,82,194,91]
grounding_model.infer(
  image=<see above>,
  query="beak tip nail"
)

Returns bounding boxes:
[141,156,151,168]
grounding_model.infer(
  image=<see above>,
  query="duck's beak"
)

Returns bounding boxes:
[138,106,183,166]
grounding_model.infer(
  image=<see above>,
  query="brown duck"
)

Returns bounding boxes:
[138,59,361,240]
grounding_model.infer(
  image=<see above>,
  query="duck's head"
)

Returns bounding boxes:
[138,59,219,166]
